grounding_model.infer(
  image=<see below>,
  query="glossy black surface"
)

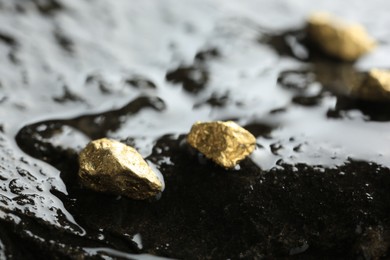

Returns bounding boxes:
[0,0,389,259]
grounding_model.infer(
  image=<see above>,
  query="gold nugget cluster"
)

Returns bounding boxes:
[307,12,376,61]
[187,121,256,169]
[79,138,163,200]
[78,13,384,200]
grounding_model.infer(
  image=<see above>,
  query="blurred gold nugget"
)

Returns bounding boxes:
[356,68,390,101]
[79,138,163,200]
[187,121,256,169]
[307,12,376,61]
[367,69,390,92]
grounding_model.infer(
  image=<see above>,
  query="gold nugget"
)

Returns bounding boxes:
[187,121,256,168]
[355,68,390,101]
[307,12,376,61]
[79,138,163,200]
[367,69,390,92]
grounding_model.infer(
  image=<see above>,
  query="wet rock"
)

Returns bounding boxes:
[357,226,390,259]
[166,66,209,94]
[277,70,314,91]
[307,12,376,61]
[193,92,230,108]
[78,138,164,200]
[53,85,83,103]
[292,95,323,107]
[194,47,220,62]
[125,76,157,90]
[187,121,256,168]
[260,29,309,61]
[53,31,74,53]
[32,0,63,16]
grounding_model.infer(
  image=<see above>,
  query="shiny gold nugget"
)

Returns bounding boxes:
[187,121,256,168]
[307,12,376,61]
[79,138,163,200]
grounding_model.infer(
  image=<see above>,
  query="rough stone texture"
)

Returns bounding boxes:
[187,121,256,168]
[79,138,163,200]
[307,12,376,61]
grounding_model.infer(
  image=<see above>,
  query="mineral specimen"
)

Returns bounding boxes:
[355,68,390,101]
[78,138,163,200]
[307,12,376,61]
[187,121,256,168]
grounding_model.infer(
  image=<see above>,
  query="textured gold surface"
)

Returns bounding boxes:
[79,138,163,200]
[187,121,256,168]
[307,12,376,61]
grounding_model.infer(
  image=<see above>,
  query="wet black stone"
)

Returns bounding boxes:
[194,47,220,62]
[166,66,209,94]
[277,70,314,91]
[32,0,63,16]
[260,29,310,61]
[53,85,83,103]
[292,95,322,107]
[54,31,74,53]
[125,76,157,90]
[84,74,113,94]
[0,32,18,47]
[193,91,230,108]
[1,1,390,259]
[243,122,273,138]
[327,97,390,122]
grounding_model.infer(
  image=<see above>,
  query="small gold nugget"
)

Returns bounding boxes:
[367,69,390,92]
[356,68,390,101]
[79,138,163,200]
[187,121,256,168]
[307,12,376,61]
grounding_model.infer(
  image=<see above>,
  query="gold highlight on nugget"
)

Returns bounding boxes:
[187,121,256,169]
[307,12,376,61]
[78,138,163,200]
[355,68,390,101]
[367,69,390,92]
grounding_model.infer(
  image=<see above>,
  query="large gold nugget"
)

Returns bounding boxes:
[307,12,376,61]
[187,121,256,168]
[79,138,163,200]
